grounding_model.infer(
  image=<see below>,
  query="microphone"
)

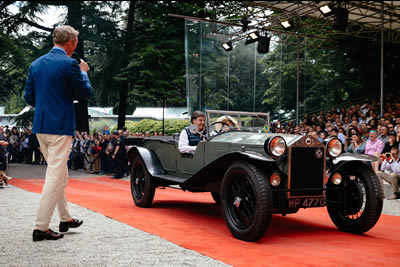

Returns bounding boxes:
[71,51,93,71]
[71,52,81,64]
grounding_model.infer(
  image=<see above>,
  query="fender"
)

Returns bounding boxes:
[329,153,377,174]
[128,146,166,176]
[332,153,378,164]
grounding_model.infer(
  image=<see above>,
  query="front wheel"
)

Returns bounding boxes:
[130,156,155,207]
[326,163,383,234]
[221,161,272,242]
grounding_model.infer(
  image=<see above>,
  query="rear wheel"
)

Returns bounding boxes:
[130,157,155,207]
[326,163,383,234]
[221,161,272,242]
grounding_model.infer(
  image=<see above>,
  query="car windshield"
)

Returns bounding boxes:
[206,110,271,136]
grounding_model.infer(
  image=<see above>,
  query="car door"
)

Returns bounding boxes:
[176,141,205,177]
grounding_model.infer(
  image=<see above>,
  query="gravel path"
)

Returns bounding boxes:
[0,163,229,266]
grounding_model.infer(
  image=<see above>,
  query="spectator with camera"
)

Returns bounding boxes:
[377,146,400,200]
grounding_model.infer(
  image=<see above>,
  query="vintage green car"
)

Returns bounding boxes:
[127,110,383,242]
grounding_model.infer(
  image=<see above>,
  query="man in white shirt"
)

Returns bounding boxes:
[377,146,400,200]
[178,111,206,154]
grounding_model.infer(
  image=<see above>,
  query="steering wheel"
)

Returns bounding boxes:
[210,121,231,134]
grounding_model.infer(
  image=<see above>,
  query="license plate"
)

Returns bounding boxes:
[288,197,326,209]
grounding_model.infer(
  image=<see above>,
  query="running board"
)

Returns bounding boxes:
[153,174,189,184]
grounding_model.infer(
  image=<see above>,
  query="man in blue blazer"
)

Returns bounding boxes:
[24,25,92,241]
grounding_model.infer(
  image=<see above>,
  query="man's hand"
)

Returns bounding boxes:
[79,59,89,72]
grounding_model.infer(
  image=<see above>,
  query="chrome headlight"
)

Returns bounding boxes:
[269,173,281,187]
[331,172,343,185]
[325,138,342,158]
[264,136,287,158]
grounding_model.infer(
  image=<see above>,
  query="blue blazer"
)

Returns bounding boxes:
[24,47,92,136]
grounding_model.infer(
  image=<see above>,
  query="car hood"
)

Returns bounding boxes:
[209,132,303,146]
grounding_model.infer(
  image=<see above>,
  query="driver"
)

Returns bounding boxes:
[178,111,206,154]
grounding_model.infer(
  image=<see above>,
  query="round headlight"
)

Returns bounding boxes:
[265,136,286,158]
[269,173,281,187]
[331,172,342,185]
[326,138,342,158]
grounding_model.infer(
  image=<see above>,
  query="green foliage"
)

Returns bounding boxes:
[116,1,197,108]
[2,0,399,125]
[124,119,188,135]
[261,36,364,117]
[5,92,26,114]
[13,108,34,128]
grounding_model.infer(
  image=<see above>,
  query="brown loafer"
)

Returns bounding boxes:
[33,229,64,242]
[59,219,83,232]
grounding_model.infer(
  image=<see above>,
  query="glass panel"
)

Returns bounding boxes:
[185,19,363,125]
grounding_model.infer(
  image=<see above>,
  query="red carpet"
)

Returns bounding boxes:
[10,177,400,266]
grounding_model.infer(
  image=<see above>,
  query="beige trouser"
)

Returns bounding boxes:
[34,134,73,231]
[377,171,400,194]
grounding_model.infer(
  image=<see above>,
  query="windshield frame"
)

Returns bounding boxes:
[205,109,271,139]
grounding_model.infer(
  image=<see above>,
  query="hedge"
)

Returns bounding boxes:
[121,119,189,135]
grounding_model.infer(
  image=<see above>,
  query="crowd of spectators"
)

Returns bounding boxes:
[67,126,164,178]
[0,126,41,165]
[0,124,164,181]
[271,94,400,199]
[68,127,124,178]
[272,98,400,153]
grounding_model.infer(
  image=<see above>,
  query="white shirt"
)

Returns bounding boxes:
[178,129,197,154]
[380,156,400,174]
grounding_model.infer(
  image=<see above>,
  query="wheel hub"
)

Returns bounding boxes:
[233,196,242,208]
[135,178,140,185]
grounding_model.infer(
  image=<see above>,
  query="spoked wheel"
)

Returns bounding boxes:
[221,161,272,242]
[326,163,383,234]
[130,156,155,207]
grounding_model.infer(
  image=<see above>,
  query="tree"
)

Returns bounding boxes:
[0,1,52,111]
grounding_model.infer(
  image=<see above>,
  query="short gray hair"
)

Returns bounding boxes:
[53,25,79,45]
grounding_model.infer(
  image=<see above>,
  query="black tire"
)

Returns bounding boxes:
[221,161,272,242]
[130,156,155,208]
[211,192,221,204]
[326,163,383,234]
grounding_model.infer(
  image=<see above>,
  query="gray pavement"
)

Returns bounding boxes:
[0,164,229,266]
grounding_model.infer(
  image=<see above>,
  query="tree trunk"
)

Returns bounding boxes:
[117,1,135,130]
[67,1,89,133]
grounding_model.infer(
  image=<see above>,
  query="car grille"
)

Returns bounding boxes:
[288,139,325,197]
